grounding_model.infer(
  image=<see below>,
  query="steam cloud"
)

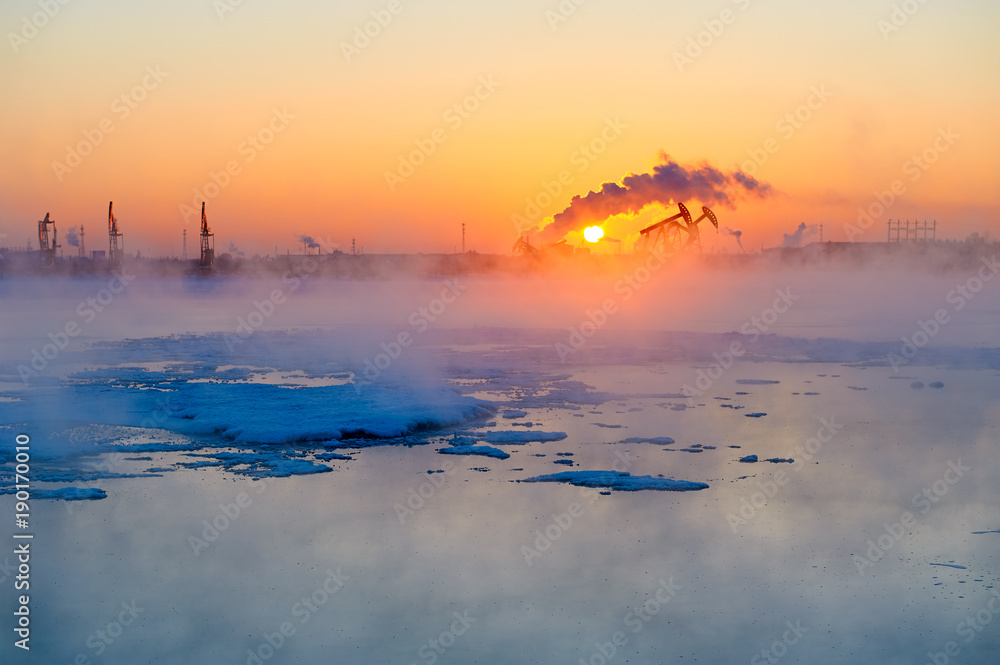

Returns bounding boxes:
[782,222,818,248]
[723,226,744,251]
[228,241,245,258]
[65,227,80,247]
[533,152,772,243]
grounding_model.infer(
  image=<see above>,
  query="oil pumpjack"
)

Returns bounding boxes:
[638,202,718,254]
[108,201,124,267]
[199,202,214,268]
[37,213,59,265]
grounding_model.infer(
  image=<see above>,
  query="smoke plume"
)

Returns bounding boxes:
[723,226,744,251]
[66,227,80,247]
[782,223,818,248]
[228,241,245,258]
[297,234,321,250]
[533,152,772,243]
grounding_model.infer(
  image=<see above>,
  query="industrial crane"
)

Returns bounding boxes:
[638,202,718,254]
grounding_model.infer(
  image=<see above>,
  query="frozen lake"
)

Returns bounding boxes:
[2,265,999,663]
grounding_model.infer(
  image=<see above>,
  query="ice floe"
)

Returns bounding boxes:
[481,431,567,444]
[519,470,708,492]
[613,436,675,445]
[438,445,510,460]
[0,487,107,501]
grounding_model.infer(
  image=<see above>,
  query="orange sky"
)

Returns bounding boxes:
[1,0,998,256]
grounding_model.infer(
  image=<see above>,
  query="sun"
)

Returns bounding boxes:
[583,226,604,243]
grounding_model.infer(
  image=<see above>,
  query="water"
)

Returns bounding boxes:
[2,272,999,663]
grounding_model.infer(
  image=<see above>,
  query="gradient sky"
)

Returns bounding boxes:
[1,0,998,256]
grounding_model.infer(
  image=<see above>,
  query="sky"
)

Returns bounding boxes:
[1,0,998,257]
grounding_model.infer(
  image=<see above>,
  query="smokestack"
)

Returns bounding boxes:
[531,152,772,244]
[296,234,321,254]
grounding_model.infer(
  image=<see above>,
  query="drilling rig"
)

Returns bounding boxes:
[638,203,718,254]
[199,202,214,268]
[37,213,59,265]
[108,201,124,267]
